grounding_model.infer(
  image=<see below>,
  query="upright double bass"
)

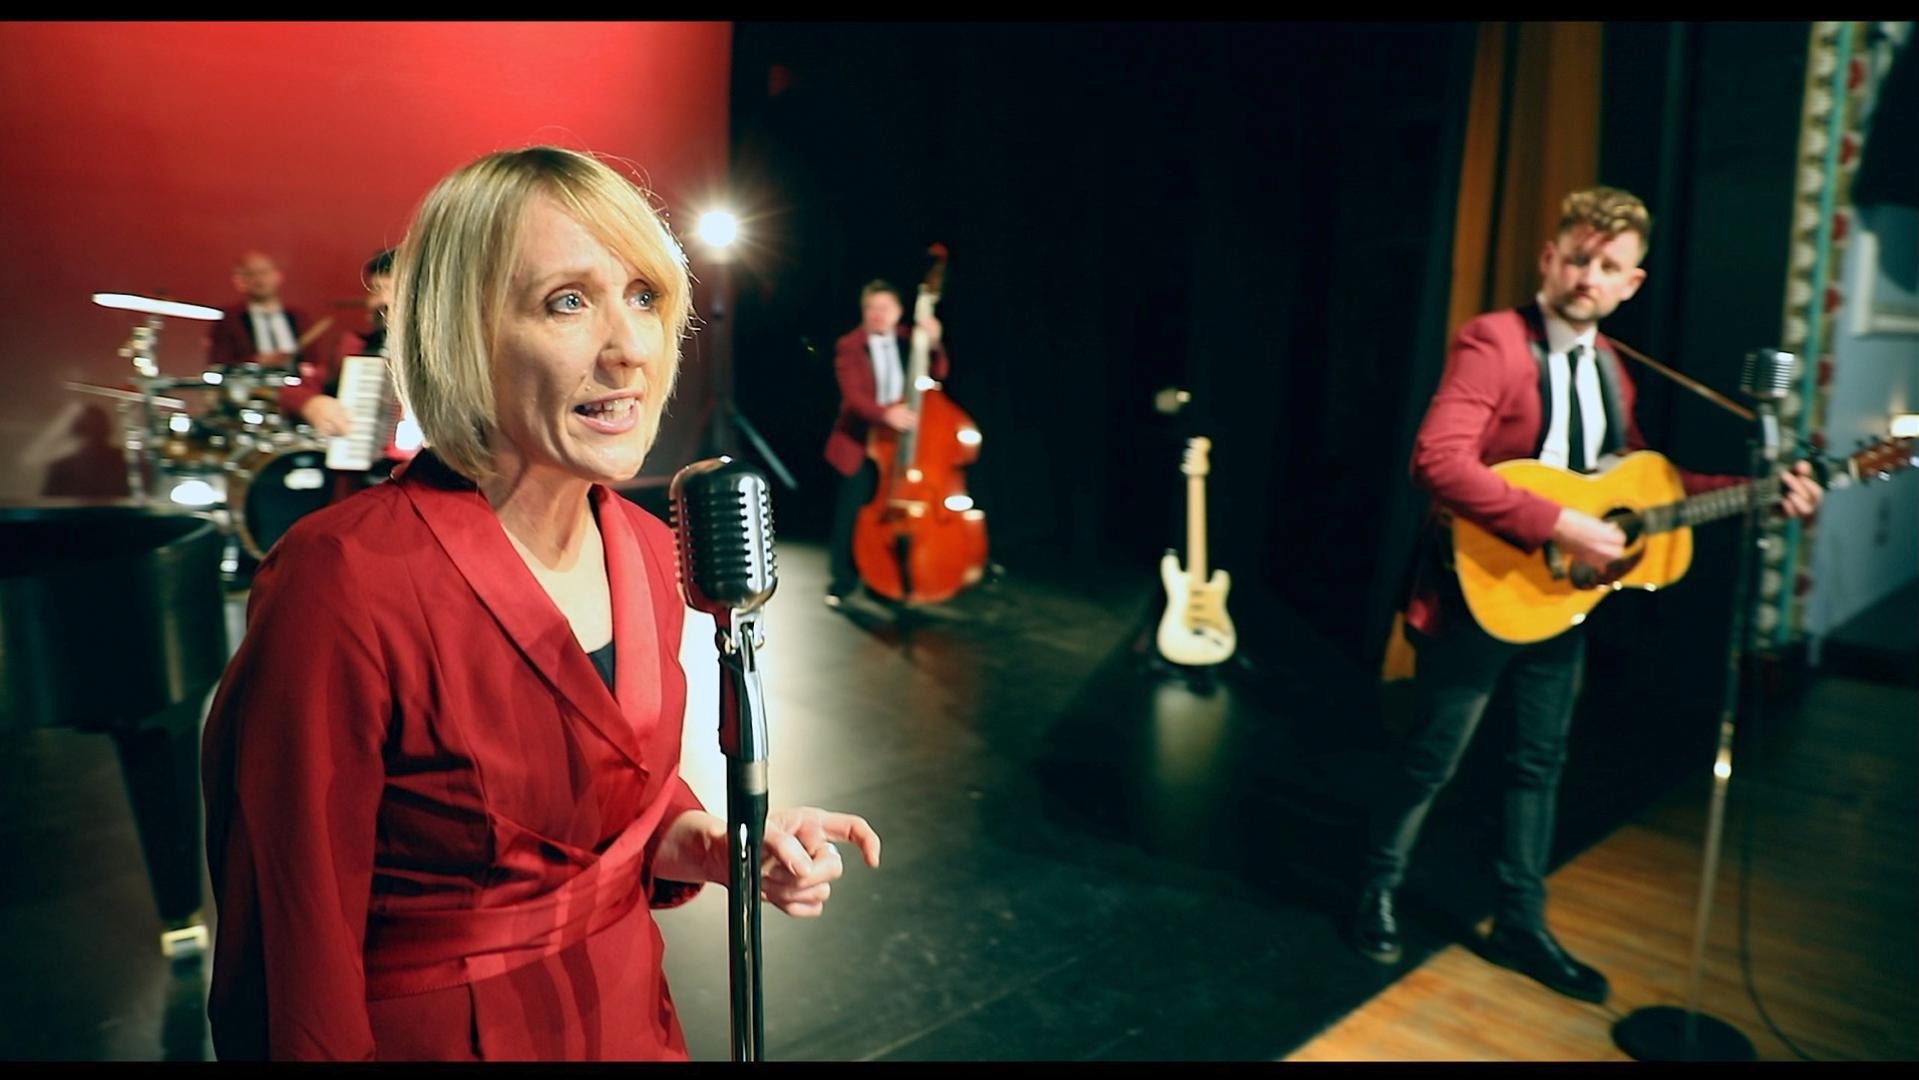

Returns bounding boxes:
[852,244,989,604]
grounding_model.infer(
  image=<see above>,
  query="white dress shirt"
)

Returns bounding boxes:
[868,331,904,406]
[247,303,298,355]
[1536,294,1605,472]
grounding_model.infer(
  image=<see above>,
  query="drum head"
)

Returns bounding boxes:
[230,444,332,559]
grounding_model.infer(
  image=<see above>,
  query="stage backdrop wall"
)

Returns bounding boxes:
[0,21,731,499]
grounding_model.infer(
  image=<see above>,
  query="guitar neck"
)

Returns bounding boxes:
[1641,475,1779,535]
[1186,472,1208,581]
[893,305,937,476]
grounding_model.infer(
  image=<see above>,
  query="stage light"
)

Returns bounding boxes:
[697,210,739,249]
[1891,413,1919,439]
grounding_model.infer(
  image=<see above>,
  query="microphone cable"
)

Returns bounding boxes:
[1734,650,1817,1061]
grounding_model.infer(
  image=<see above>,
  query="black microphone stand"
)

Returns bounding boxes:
[1612,351,1793,1062]
[674,456,777,1062]
[714,605,770,1062]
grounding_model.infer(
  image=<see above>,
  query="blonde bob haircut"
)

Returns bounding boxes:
[389,146,692,482]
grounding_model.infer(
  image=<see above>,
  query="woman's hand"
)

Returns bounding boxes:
[759,806,882,918]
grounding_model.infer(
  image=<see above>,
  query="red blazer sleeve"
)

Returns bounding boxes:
[277,362,322,417]
[278,322,354,419]
[1411,318,1564,551]
[643,775,710,909]
[202,530,389,1061]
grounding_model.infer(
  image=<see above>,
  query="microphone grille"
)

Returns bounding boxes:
[1741,349,1797,401]
[670,458,778,615]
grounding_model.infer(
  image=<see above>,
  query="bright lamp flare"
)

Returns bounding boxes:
[169,479,219,507]
[395,416,425,452]
[696,210,739,249]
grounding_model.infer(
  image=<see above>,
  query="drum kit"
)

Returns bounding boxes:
[69,292,342,581]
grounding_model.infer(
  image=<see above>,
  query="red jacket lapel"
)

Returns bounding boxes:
[592,485,666,740]
[394,453,647,774]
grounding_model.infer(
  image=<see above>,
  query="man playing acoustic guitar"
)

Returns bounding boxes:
[1350,187,1823,1003]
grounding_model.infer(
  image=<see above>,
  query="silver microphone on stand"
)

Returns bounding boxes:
[1615,348,1797,1063]
[1741,347,1796,463]
[670,456,777,1062]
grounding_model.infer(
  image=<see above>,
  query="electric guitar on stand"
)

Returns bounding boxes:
[1157,436,1237,666]
[1451,437,1918,644]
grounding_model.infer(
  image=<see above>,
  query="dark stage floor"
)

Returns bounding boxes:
[0,539,1822,1060]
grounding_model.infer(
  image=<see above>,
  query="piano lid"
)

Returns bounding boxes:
[0,502,229,731]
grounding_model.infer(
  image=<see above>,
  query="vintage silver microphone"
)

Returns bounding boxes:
[1741,348,1797,464]
[669,456,776,1063]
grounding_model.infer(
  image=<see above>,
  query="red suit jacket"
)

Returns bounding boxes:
[1403,304,1740,636]
[823,325,949,477]
[201,450,708,1061]
[206,303,314,371]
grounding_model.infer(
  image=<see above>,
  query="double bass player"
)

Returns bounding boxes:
[821,279,948,608]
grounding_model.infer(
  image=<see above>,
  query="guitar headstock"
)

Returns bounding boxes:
[1181,436,1212,478]
[1842,436,1918,484]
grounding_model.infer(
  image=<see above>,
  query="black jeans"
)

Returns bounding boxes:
[1361,602,1586,932]
[827,459,878,595]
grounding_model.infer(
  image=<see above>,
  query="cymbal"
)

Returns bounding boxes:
[92,293,223,321]
[63,380,188,410]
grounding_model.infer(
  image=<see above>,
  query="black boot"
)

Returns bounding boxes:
[1482,923,1610,1004]
[1350,885,1403,964]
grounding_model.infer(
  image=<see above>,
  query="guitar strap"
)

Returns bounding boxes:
[1591,342,1629,459]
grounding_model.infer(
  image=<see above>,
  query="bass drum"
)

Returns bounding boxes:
[227,441,333,560]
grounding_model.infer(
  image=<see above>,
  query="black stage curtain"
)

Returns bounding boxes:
[727,21,1477,672]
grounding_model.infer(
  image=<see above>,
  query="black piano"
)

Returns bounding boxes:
[1,501,229,958]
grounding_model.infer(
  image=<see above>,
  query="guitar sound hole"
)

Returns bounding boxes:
[1604,508,1643,546]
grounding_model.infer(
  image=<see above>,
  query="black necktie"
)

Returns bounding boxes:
[1566,344,1587,473]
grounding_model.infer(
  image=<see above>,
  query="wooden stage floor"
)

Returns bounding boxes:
[1290,674,1919,1062]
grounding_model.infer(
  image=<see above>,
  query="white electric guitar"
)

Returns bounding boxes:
[1157,436,1236,666]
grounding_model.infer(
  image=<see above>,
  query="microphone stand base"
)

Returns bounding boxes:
[1613,1006,1756,1062]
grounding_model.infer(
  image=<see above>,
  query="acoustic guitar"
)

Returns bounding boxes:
[1157,436,1237,666]
[1451,438,1917,644]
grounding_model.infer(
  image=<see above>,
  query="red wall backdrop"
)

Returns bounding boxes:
[0,21,731,497]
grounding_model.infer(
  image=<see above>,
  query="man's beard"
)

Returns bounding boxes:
[1551,293,1609,325]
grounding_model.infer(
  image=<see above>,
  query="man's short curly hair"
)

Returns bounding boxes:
[1557,186,1652,252]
